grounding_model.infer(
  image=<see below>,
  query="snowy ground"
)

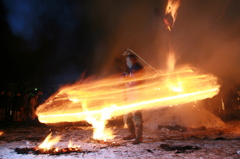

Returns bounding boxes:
[0,120,240,159]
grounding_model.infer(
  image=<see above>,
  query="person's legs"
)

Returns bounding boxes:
[132,110,143,144]
[123,113,136,140]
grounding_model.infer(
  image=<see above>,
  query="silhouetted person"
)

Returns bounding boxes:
[22,93,30,121]
[29,90,43,122]
[4,91,12,121]
[12,92,23,121]
[28,94,37,121]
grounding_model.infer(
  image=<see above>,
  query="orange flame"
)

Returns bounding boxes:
[85,106,115,140]
[67,139,79,148]
[167,51,176,72]
[166,52,182,92]
[36,65,220,125]
[164,0,181,31]
[38,133,61,150]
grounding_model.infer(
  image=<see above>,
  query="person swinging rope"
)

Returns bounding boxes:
[122,50,144,144]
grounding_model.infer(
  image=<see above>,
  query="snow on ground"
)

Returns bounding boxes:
[0,120,240,159]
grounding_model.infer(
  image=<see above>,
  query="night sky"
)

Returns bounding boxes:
[1,0,240,92]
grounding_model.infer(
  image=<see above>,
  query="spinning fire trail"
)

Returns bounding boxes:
[36,0,220,140]
[36,67,220,124]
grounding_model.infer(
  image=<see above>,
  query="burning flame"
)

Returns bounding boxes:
[35,0,220,142]
[85,106,115,140]
[164,0,181,31]
[166,52,183,92]
[35,134,81,154]
[36,65,220,126]
[67,139,79,148]
[38,133,61,150]
[167,51,176,72]
[68,139,73,148]
[0,131,3,136]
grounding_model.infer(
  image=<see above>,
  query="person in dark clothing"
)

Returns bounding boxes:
[28,93,38,121]
[4,91,12,121]
[29,90,43,121]
[22,93,30,121]
[12,92,23,121]
[122,50,144,144]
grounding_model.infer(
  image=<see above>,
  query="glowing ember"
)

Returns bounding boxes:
[15,137,84,155]
[164,0,181,31]
[28,133,84,155]
[38,133,61,150]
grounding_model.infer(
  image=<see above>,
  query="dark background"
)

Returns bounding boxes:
[1,0,240,94]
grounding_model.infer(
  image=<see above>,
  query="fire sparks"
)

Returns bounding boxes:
[35,0,220,142]
[36,65,220,126]
[164,0,181,31]
[36,49,220,142]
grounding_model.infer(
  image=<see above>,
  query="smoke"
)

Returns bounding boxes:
[86,0,168,76]
[89,0,240,87]
[2,0,240,88]
[171,0,240,85]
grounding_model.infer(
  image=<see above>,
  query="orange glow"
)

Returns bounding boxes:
[0,131,3,136]
[36,65,220,125]
[166,52,183,92]
[164,0,181,31]
[38,133,61,150]
[85,106,115,140]
[67,139,79,148]
[36,133,81,152]
[67,139,73,148]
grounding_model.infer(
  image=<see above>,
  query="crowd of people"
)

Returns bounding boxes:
[0,90,44,122]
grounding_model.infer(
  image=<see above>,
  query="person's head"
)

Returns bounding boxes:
[123,50,132,56]
[126,54,138,68]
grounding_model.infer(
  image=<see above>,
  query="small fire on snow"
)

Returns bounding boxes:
[14,133,92,155]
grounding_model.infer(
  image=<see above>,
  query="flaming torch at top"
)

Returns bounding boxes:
[164,0,181,31]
